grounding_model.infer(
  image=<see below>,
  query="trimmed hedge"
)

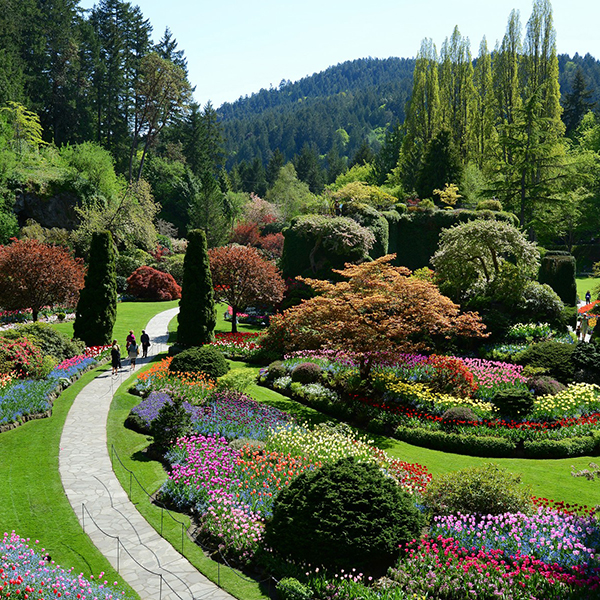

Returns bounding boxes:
[523,436,597,459]
[538,251,577,307]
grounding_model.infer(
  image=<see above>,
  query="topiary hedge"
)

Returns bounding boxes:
[538,251,577,307]
[168,346,229,379]
[290,362,322,384]
[264,456,422,576]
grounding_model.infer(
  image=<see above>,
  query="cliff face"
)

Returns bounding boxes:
[14,192,80,230]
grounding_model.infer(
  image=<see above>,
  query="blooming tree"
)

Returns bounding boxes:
[0,239,85,321]
[269,254,487,378]
[208,245,285,333]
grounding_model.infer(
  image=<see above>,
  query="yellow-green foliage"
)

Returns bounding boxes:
[531,382,600,419]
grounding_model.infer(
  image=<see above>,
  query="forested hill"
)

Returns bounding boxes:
[217,57,416,169]
[218,53,600,170]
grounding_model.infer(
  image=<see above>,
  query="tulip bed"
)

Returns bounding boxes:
[0,532,132,600]
[132,364,600,599]
[0,354,99,427]
[259,351,600,456]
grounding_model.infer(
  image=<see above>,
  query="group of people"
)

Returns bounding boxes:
[110,329,151,375]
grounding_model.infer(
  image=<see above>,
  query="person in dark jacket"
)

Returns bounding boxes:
[140,330,150,358]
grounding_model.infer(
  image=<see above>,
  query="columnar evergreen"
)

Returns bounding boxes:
[177,229,216,346]
[73,230,117,346]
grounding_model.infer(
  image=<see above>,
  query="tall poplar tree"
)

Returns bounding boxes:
[473,37,497,170]
[177,229,216,346]
[73,230,117,346]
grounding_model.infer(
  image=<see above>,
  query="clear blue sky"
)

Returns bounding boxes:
[79,0,600,108]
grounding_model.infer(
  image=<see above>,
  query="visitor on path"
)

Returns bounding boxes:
[128,340,139,370]
[586,290,592,304]
[126,330,135,351]
[576,318,582,341]
[110,340,121,375]
[140,329,150,358]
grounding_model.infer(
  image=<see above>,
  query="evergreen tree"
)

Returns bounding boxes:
[563,68,596,135]
[473,37,497,170]
[294,143,325,193]
[416,129,462,200]
[266,149,284,187]
[73,230,117,346]
[177,229,216,346]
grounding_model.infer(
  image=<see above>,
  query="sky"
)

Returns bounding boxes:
[78,0,600,109]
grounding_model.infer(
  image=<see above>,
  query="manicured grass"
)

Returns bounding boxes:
[0,365,137,597]
[107,365,273,600]
[52,300,179,342]
[576,276,600,302]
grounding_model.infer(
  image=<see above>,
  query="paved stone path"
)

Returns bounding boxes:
[59,308,236,600]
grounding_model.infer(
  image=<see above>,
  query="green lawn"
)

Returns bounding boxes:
[576,276,600,302]
[0,300,178,592]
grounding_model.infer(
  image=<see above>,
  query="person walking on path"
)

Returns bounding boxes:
[140,329,150,358]
[110,340,121,375]
[586,290,592,304]
[127,339,139,370]
[125,330,135,352]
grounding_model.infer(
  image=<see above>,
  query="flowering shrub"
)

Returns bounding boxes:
[0,532,132,599]
[507,322,554,341]
[426,354,478,398]
[0,336,45,379]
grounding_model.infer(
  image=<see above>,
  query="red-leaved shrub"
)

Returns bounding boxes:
[0,337,45,378]
[126,266,181,301]
[427,354,478,398]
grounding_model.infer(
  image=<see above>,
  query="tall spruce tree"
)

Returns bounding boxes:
[177,229,216,346]
[73,230,117,346]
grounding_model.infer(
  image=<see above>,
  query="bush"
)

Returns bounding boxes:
[515,340,575,383]
[126,265,181,301]
[538,251,577,307]
[0,336,46,378]
[524,436,597,459]
[276,578,312,600]
[264,456,422,576]
[476,199,503,211]
[441,406,478,429]
[168,345,229,379]
[427,355,477,398]
[0,322,84,362]
[572,342,600,385]
[265,360,287,382]
[290,362,322,384]
[215,369,255,392]
[491,388,534,419]
[422,463,533,517]
[149,397,192,452]
[526,375,566,396]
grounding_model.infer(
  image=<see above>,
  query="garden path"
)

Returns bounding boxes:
[59,307,236,600]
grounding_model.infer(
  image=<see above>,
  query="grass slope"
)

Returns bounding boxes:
[576,276,600,302]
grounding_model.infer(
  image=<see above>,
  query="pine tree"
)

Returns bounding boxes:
[177,229,216,346]
[73,230,117,346]
[563,68,596,135]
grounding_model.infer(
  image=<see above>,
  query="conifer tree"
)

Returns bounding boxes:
[73,230,117,346]
[177,229,216,346]
[473,37,497,170]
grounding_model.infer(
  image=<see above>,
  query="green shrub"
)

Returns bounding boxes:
[276,578,312,600]
[476,199,503,211]
[216,369,255,392]
[538,251,577,307]
[527,375,566,396]
[441,406,478,429]
[524,436,597,458]
[514,340,575,383]
[291,362,322,384]
[264,457,422,576]
[492,388,534,419]
[149,397,192,452]
[266,360,287,382]
[168,346,229,379]
[422,463,533,516]
[572,342,600,385]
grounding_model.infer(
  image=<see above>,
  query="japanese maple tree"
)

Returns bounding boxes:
[0,238,85,321]
[269,254,487,378]
[208,244,285,333]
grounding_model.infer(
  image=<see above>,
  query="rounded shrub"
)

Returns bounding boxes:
[492,388,534,419]
[441,406,478,429]
[290,361,322,384]
[422,463,533,516]
[276,578,312,600]
[265,360,287,382]
[476,199,503,211]
[264,456,422,576]
[168,346,229,379]
[527,375,566,397]
[126,265,181,301]
[514,340,575,383]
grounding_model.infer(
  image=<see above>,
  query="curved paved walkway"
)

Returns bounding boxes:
[59,308,236,600]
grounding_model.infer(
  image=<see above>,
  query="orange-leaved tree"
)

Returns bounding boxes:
[208,245,285,333]
[267,254,487,378]
[0,238,85,321]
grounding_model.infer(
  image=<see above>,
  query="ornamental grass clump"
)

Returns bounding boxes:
[264,456,423,576]
[422,463,533,517]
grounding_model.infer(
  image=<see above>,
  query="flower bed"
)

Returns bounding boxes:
[0,354,98,429]
[210,332,262,360]
[258,352,600,458]
[0,532,132,599]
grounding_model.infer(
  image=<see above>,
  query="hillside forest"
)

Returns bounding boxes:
[0,0,600,275]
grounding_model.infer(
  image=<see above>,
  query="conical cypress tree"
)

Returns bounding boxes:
[73,231,117,346]
[177,229,216,346]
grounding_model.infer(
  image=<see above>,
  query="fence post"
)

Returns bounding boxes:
[159,574,163,600]
[181,523,184,554]
[160,508,164,536]
[117,537,120,573]
[129,471,133,498]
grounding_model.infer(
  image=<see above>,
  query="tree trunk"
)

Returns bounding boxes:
[231,305,238,333]
[32,308,39,322]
